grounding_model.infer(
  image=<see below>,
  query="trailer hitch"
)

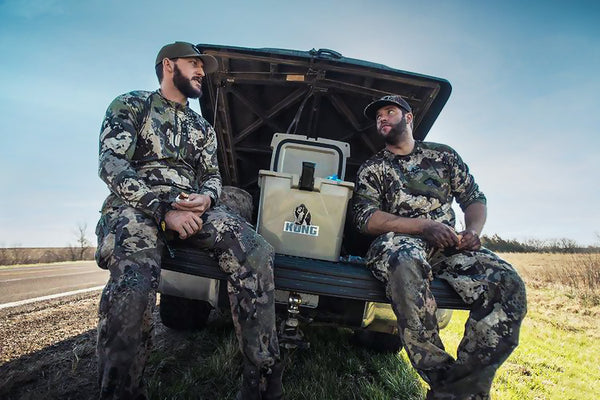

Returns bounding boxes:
[279,291,310,350]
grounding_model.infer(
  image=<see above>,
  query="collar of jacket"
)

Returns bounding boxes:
[154,89,190,110]
[382,141,423,161]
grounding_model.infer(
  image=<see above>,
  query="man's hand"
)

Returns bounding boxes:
[456,229,482,251]
[421,220,460,249]
[171,193,212,216]
[164,210,203,239]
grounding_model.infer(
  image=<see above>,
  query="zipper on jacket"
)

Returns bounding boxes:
[173,106,189,162]
[173,108,180,160]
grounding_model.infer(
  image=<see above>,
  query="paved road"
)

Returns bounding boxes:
[0,261,109,305]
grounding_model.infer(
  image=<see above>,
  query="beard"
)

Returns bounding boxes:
[173,63,202,99]
[382,115,408,145]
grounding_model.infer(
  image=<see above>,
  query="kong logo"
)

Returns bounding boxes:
[294,203,311,225]
[283,203,319,236]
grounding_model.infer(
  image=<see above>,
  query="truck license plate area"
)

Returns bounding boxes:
[275,290,319,308]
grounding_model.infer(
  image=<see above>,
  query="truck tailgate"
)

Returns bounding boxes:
[161,243,469,310]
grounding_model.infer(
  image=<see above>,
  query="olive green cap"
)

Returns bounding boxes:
[155,41,218,73]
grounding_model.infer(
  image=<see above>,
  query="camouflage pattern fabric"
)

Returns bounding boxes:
[367,234,526,399]
[96,91,279,399]
[218,185,255,223]
[353,142,486,233]
[98,90,222,222]
[96,205,161,400]
[353,142,527,399]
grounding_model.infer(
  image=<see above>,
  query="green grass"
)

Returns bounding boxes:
[439,290,600,400]
[143,253,600,399]
[283,328,422,400]
[146,321,242,399]
[146,318,425,400]
[145,282,599,400]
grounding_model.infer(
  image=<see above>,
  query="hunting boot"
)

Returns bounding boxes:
[236,362,261,400]
[261,360,284,400]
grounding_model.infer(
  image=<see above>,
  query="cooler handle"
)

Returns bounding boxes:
[299,162,316,191]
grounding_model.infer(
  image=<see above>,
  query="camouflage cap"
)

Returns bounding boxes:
[155,41,218,73]
[364,95,412,120]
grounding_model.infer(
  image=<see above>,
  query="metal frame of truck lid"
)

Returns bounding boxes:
[195,44,452,195]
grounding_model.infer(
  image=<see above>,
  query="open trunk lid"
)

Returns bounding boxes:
[196,44,452,195]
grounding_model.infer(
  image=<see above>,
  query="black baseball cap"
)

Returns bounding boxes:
[155,41,218,73]
[364,95,412,120]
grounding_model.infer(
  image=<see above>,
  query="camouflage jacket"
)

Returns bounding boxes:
[353,141,486,233]
[98,90,221,222]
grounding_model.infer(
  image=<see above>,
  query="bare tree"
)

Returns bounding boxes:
[70,223,92,260]
[525,238,546,252]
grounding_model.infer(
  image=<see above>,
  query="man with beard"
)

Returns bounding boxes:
[95,42,283,400]
[352,95,527,400]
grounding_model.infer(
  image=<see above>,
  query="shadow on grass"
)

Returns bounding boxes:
[146,319,424,400]
[0,329,98,400]
[0,317,423,400]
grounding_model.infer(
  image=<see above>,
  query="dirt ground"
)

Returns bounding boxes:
[0,291,184,400]
[0,292,104,399]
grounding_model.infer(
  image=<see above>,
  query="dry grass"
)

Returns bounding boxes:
[440,252,600,399]
[501,252,600,306]
[0,247,95,266]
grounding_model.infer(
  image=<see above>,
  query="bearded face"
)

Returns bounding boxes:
[381,114,408,146]
[173,62,203,99]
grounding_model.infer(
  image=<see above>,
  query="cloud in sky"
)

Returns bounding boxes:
[1,0,598,247]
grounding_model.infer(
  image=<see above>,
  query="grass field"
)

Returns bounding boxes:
[1,252,598,399]
[478,253,600,400]
[140,252,600,399]
[427,252,600,400]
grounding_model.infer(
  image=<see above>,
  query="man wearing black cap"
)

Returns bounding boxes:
[95,42,283,400]
[353,95,527,399]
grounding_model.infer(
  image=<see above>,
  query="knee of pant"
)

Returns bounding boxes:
[389,253,428,282]
[497,269,527,320]
[244,231,274,264]
[101,274,155,324]
[113,245,161,269]
[219,233,274,279]
[114,261,159,295]
[254,233,274,256]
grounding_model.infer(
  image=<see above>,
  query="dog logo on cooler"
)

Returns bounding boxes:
[283,203,319,236]
[294,203,311,225]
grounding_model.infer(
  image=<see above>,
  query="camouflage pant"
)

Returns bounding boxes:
[95,204,280,399]
[367,233,527,400]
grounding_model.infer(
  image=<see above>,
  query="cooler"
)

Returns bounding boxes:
[256,134,354,261]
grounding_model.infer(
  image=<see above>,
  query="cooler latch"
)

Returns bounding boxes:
[299,161,315,191]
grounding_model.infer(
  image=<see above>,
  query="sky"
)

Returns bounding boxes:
[0,0,598,248]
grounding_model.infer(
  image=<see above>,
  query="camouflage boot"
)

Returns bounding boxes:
[261,360,284,400]
[236,362,261,400]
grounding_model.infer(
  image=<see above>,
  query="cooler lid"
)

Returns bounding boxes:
[269,133,351,179]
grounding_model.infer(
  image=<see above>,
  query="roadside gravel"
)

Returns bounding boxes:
[1,291,105,399]
[0,290,192,400]
[0,291,100,364]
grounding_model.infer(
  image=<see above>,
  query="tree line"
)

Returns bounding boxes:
[481,234,600,254]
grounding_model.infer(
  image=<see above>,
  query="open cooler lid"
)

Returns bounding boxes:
[195,44,452,197]
[269,133,351,179]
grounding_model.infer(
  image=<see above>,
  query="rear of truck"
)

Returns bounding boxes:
[156,44,464,349]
